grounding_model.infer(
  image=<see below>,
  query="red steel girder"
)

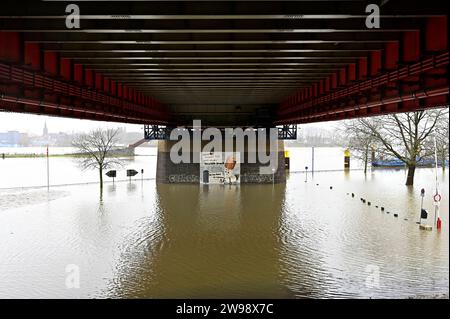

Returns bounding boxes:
[0,94,161,124]
[277,86,448,124]
[276,52,449,124]
[0,62,171,124]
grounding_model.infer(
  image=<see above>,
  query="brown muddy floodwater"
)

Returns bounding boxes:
[0,156,448,298]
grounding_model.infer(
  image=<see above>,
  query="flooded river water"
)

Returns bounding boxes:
[0,147,448,298]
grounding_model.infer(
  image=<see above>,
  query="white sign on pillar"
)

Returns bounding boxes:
[200,152,240,185]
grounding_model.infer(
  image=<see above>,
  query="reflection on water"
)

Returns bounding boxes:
[112,183,289,298]
[0,168,448,298]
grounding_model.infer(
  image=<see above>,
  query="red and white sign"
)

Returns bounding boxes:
[433,193,442,202]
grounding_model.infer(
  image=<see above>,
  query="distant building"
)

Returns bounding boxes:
[0,131,21,146]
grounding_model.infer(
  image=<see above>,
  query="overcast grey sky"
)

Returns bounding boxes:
[0,112,333,135]
[0,112,144,135]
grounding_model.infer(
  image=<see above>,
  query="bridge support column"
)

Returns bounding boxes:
[156,139,286,184]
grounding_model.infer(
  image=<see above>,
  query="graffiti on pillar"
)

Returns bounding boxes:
[241,173,274,184]
[168,174,199,183]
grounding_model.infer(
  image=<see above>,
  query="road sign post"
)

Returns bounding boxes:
[127,169,138,182]
[106,170,116,184]
[419,188,425,225]
[419,188,433,231]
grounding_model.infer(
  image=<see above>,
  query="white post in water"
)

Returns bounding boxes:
[419,188,425,225]
[46,145,50,190]
[272,167,275,186]
[433,135,441,229]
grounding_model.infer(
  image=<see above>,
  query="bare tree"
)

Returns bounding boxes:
[354,108,449,185]
[434,114,449,171]
[341,120,378,174]
[72,128,124,190]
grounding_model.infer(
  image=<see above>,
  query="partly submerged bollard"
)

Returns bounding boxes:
[344,149,350,170]
[419,208,432,230]
[419,224,433,231]
[437,218,442,230]
[284,150,290,170]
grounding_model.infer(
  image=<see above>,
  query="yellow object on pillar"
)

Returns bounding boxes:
[344,149,350,169]
[284,150,290,169]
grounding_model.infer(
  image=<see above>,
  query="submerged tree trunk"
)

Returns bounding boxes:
[406,164,416,186]
[442,151,446,172]
[364,145,369,174]
[99,166,103,190]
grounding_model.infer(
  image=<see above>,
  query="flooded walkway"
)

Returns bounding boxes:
[0,167,447,298]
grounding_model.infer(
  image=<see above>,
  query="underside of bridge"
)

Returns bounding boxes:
[0,0,448,128]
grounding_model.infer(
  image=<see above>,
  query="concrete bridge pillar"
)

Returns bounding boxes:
[156,139,286,184]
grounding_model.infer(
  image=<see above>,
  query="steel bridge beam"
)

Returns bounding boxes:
[144,125,297,140]
[0,31,170,124]
[276,16,449,124]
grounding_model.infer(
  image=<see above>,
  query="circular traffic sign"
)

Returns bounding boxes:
[433,193,442,202]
